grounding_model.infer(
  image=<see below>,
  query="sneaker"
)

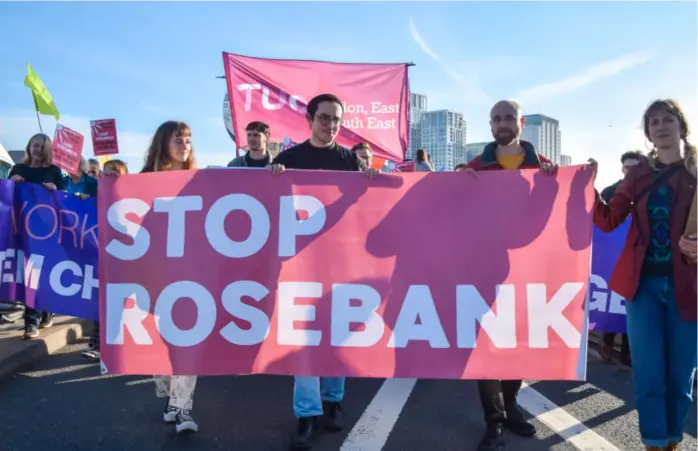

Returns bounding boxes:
[87,334,100,351]
[504,407,536,437]
[22,325,39,340]
[175,409,198,434]
[163,398,178,423]
[289,416,320,450]
[39,312,53,329]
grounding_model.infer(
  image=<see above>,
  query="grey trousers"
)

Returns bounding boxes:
[153,375,197,410]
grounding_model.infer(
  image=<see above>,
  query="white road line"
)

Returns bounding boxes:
[518,382,622,451]
[340,378,417,451]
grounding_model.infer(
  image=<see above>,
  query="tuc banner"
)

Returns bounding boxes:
[588,220,631,334]
[99,166,595,381]
[0,180,99,319]
[222,52,410,163]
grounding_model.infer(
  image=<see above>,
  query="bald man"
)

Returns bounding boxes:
[465,100,557,451]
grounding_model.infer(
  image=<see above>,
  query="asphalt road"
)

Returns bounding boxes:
[0,341,695,451]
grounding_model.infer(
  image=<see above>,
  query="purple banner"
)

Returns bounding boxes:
[588,219,630,334]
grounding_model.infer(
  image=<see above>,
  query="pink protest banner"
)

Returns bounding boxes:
[98,166,595,381]
[52,124,84,174]
[393,161,416,172]
[223,52,410,163]
[91,118,119,156]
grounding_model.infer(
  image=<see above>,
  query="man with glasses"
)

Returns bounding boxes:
[269,93,378,450]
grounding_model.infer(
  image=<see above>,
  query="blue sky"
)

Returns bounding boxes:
[0,1,695,188]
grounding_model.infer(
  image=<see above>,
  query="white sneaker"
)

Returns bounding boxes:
[163,398,177,423]
[176,409,198,434]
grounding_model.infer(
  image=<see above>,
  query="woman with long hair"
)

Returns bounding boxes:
[415,148,435,172]
[142,121,199,435]
[9,133,65,339]
[589,99,697,451]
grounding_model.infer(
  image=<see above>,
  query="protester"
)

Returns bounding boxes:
[465,100,558,451]
[268,93,378,450]
[142,120,199,434]
[351,142,373,168]
[80,158,129,362]
[8,133,64,339]
[589,99,697,451]
[415,148,435,172]
[64,156,98,199]
[599,150,644,366]
[86,157,101,178]
[227,121,273,168]
[454,163,467,171]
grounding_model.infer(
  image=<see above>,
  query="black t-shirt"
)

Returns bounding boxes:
[9,164,66,190]
[272,140,366,172]
[245,153,270,168]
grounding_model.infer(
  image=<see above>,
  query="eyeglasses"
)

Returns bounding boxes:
[315,114,342,126]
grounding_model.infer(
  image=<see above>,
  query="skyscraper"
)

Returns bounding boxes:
[421,110,466,171]
[560,154,572,167]
[408,92,428,161]
[520,114,561,165]
[466,142,489,162]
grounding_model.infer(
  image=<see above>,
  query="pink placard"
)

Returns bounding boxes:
[98,166,594,381]
[394,161,416,172]
[223,53,410,162]
[53,124,84,174]
[91,119,119,156]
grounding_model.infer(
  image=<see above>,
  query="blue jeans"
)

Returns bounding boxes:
[626,276,697,447]
[293,376,345,418]
[24,307,41,327]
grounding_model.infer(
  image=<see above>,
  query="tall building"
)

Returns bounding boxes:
[408,92,428,161]
[560,154,572,167]
[521,114,561,165]
[421,109,466,171]
[466,142,489,162]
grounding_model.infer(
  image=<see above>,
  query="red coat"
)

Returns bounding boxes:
[594,159,697,321]
[465,140,552,171]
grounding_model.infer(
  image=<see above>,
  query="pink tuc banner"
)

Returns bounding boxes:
[222,52,410,163]
[98,167,595,381]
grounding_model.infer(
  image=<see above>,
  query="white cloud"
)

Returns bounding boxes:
[0,112,232,171]
[515,50,654,106]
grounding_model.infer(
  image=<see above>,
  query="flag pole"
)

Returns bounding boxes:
[32,92,43,133]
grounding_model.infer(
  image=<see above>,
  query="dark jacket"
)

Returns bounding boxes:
[600,180,621,203]
[227,152,273,168]
[464,140,552,171]
[594,159,697,321]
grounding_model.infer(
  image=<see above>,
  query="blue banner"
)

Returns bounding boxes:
[588,220,630,334]
[0,180,99,320]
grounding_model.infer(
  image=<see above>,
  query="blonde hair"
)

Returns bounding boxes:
[642,99,697,177]
[23,133,54,166]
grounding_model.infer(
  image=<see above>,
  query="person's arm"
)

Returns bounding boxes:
[594,169,635,232]
[53,168,66,190]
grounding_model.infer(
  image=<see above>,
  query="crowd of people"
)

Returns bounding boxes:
[1,93,696,451]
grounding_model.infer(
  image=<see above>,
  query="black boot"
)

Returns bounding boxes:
[504,406,536,437]
[322,401,343,432]
[477,423,505,451]
[289,416,320,450]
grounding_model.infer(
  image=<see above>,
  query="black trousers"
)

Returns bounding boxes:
[478,379,523,425]
[602,332,630,357]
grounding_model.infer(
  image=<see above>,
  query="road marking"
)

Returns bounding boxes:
[518,382,622,451]
[340,378,417,451]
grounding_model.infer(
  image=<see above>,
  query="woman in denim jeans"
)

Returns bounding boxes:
[589,99,697,451]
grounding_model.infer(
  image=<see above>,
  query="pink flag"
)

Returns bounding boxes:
[223,53,410,163]
[99,166,594,381]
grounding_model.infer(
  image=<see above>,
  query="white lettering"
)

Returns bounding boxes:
[0,248,15,284]
[154,281,216,347]
[20,252,44,290]
[237,83,261,111]
[289,95,306,113]
[153,196,203,258]
[589,274,626,314]
[277,282,322,346]
[262,86,286,110]
[456,284,516,348]
[278,195,326,257]
[106,283,152,345]
[105,199,151,261]
[49,260,82,297]
[220,281,270,345]
[205,194,270,258]
[527,283,584,348]
[331,284,384,347]
[82,264,99,300]
[388,285,449,348]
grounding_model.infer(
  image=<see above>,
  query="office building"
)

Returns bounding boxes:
[421,109,466,171]
[560,154,572,167]
[408,92,428,160]
[521,114,561,165]
[466,142,489,162]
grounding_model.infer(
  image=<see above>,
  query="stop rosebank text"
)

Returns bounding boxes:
[98,167,595,381]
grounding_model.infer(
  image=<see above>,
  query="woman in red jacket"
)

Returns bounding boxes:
[590,99,696,451]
